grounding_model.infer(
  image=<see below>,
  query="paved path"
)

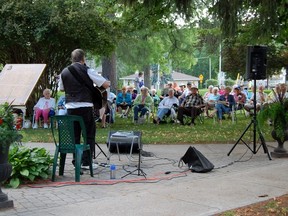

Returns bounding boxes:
[0,142,287,216]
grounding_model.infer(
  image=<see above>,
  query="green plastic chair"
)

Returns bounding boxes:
[50,115,93,182]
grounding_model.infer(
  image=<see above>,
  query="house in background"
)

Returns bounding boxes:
[120,71,200,90]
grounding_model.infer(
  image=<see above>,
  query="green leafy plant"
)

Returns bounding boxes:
[258,84,288,142]
[0,102,20,153]
[4,144,53,188]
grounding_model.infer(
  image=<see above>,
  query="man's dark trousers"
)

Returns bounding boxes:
[68,107,95,166]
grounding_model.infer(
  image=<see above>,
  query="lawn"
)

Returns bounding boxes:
[19,112,274,145]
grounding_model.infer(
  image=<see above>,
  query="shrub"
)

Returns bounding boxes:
[4,145,53,188]
[225,79,235,87]
[205,79,218,87]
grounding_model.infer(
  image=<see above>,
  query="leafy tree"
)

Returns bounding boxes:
[211,0,288,78]
[121,0,196,20]
[0,0,117,114]
[117,1,203,88]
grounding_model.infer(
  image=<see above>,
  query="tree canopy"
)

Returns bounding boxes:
[0,0,118,114]
[0,0,287,110]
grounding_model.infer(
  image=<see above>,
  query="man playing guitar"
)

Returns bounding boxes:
[59,49,110,170]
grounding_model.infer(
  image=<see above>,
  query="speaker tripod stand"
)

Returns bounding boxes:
[93,101,114,161]
[93,142,108,160]
[121,145,147,179]
[227,78,272,160]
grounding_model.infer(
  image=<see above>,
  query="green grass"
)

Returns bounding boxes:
[19,112,274,144]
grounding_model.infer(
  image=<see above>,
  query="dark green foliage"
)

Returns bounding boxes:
[224,79,235,87]
[0,103,20,153]
[205,79,218,87]
[4,145,53,188]
[121,0,195,20]
[0,0,118,113]
[258,99,288,143]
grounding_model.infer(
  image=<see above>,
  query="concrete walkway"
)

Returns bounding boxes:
[0,142,287,216]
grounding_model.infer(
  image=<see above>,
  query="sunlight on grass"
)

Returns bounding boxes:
[19,113,274,144]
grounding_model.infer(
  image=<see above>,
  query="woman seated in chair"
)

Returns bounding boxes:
[153,88,179,124]
[33,88,55,129]
[215,86,235,124]
[116,86,132,117]
[133,86,153,124]
[204,87,220,117]
[233,86,247,110]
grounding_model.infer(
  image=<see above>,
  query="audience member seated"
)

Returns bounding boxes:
[215,86,235,124]
[127,86,134,95]
[150,88,160,111]
[204,87,220,117]
[177,84,204,126]
[116,86,132,117]
[242,85,251,100]
[57,95,67,115]
[153,88,179,124]
[101,91,116,128]
[233,86,246,110]
[172,82,180,97]
[176,83,186,98]
[133,86,153,124]
[131,89,138,101]
[160,82,173,100]
[33,88,55,129]
[219,85,225,95]
[203,85,214,102]
[244,85,267,115]
[178,82,192,105]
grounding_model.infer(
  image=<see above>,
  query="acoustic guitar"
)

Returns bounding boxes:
[94,86,108,109]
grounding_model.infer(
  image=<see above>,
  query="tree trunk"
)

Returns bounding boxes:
[143,65,151,89]
[102,52,117,93]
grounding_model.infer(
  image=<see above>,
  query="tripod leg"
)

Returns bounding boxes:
[121,140,146,179]
[228,121,253,156]
[94,142,108,159]
[259,131,272,160]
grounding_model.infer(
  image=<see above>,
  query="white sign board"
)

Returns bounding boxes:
[0,64,46,106]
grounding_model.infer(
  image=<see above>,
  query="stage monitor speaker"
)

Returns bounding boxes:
[246,45,267,80]
[180,146,214,173]
[107,131,142,153]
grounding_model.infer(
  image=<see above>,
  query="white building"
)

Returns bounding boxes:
[120,71,200,89]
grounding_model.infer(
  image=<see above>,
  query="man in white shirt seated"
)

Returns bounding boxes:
[153,88,179,124]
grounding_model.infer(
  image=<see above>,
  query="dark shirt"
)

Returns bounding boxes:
[183,93,204,107]
[219,94,235,109]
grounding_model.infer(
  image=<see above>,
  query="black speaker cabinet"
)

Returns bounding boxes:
[246,45,267,80]
[107,131,142,153]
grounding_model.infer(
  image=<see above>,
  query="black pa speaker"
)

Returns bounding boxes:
[246,45,267,80]
[180,146,214,173]
[107,131,142,153]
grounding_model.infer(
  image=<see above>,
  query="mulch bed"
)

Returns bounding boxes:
[216,194,288,216]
